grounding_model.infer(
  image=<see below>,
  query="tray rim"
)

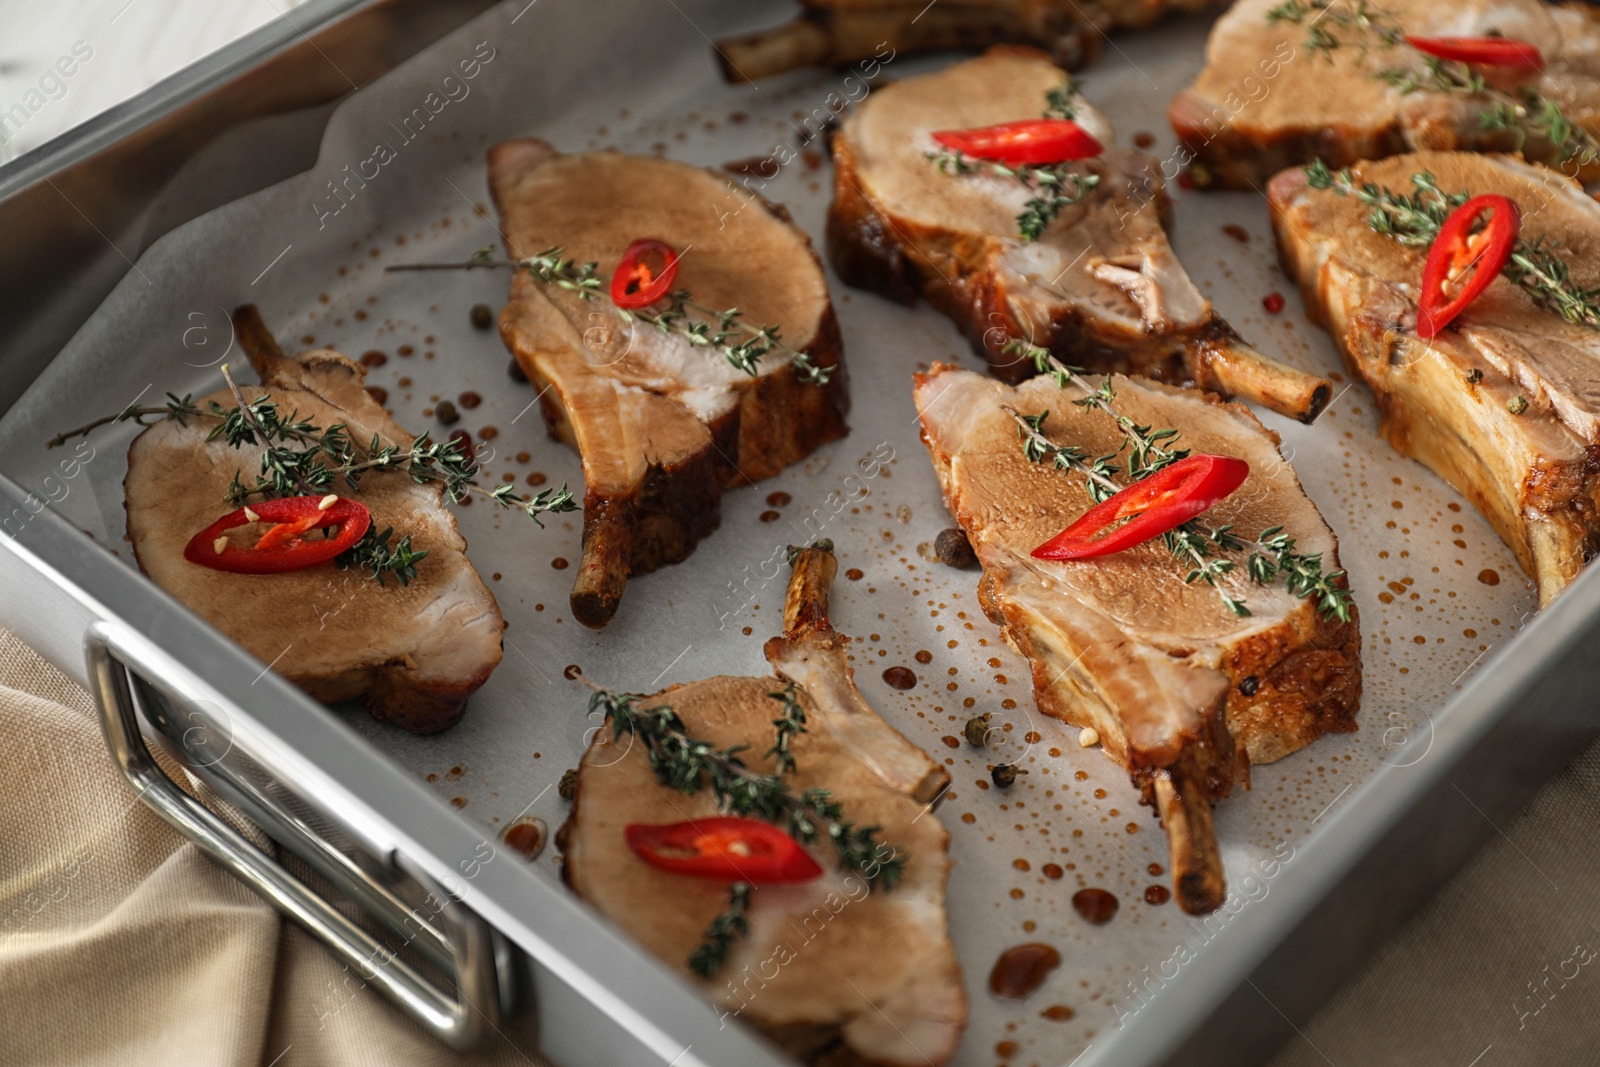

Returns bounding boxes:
[3,3,1599,1065]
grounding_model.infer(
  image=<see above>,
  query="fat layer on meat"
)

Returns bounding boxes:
[1269,150,1600,604]
[124,341,504,734]
[488,139,848,630]
[829,48,1331,423]
[915,365,1360,911]
[563,547,964,1066]
[1172,0,1600,190]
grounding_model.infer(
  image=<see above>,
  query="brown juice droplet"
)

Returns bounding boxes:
[759,510,780,523]
[397,344,415,356]
[459,391,483,409]
[563,664,582,679]
[1041,863,1063,880]
[1221,223,1250,243]
[941,735,961,748]
[1041,1004,1076,1021]
[552,557,570,570]
[1148,862,1164,876]
[765,491,791,507]
[360,350,388,367]
[1072,888,1118,925]
[366,386,388,406]
[989,943,1061,999]
[1144,884,1171,905]
[995,1040,1019,1060]
[502,819,547,859]
[479,426,498,441]
[1478,568,1500,586]
[845,568,864,581]
[527,471,547,486]
[914,650,933,664]
[882,666,916,690]
[425,772,438,783]
[450,796,468,808]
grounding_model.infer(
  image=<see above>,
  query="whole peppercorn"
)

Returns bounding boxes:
[435,399,461,425]
[991,763,1028,789]
[1507,395,1529,415]
[558,767,579,801]
[470,303,494,330]
[964,713,993,748]
[934,527,977,569]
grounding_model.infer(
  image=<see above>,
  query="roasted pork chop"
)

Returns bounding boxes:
[829,49,1332,423]
[915,365,1360,912]
[489,140,848,630]
[713,0,1223,83]
[124,310,504,734]
[1172,0,1600,191]
[1270,151,1600,604]
[563,545,963,1065]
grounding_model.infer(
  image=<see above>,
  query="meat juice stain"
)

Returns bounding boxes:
[1072,888,1118,925]
[995,1040,1019,1060]
[360,350,388,366]
[1221,223,1250,243]
[1041,1005,1076,1021]
[882,666,916,689]
[989,943,1061,999]
[397,344,415,356]
[1041,863,1064,880]
[459,391,483,409]
[502,819,547,860]
[450,796,468,808]
[1144,885,1171,905]
[765,491,791,507]
[563,664,582,680]
[845,568,864,581]
[1478,568,1501,585]
[759,510,781,523]
[552,557,570,570]
[914,650,933,664]
[941,736,961,748]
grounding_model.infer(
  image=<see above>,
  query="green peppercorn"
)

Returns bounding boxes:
[1507,395,1528,415]
[558,767,579,801]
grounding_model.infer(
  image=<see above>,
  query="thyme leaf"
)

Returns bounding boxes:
[765,684,808,777]
[688,882,752,978]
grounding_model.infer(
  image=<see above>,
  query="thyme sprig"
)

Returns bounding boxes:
[688,882,752,978]
[765,685,808,777]
[999,353,1354,622]
[49,374,578,583]
[1307,161,1600,330]
[926,80,1102,241]
[1266,1,1600,168]
[416,248,832,385]
[588,684,905,976]
[590,686,904,889]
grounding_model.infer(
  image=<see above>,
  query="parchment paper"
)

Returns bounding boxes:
[0,2,1541,1064]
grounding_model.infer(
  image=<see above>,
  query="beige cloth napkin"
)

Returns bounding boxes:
[0,629,544,1067]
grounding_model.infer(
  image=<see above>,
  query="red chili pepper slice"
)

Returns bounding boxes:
[624,816,823,883]
[610,238,680,310]
[931,119,1104,167]
[1032,455,1250,561]
[183,495,372,575]
[1417,194,1520,339]
[1405,35,1543,71]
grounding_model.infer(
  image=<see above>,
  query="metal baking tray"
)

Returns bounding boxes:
[4,2,1600,1065]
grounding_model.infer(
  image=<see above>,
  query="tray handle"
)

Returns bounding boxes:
[84,622,501,1051]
